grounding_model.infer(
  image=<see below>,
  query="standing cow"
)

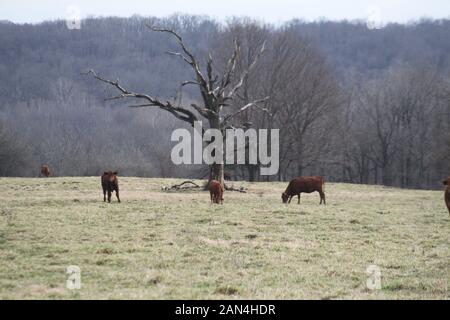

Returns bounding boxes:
[282,176,325,205]
[101,171,121,203]
[443,177,450,214]
[208,180,224,204]
[40,165,50,177]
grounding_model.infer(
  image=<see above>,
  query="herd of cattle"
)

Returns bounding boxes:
[40,165,450,213]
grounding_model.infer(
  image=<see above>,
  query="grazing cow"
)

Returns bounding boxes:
[40,165,50,177]
[101,171,121,203]
[282,176,325,205]
[443,177,450,214]
[208,180,224,204]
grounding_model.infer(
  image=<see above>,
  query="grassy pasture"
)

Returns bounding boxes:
[0,177,448,299]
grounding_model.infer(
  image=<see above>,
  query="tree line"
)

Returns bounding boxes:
[0,15,449,189]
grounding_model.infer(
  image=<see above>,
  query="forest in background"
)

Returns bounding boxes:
[0,15,449,189]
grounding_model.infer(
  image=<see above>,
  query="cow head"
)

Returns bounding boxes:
[104,171,118,182]
[443,177,450,187]
[282,192,289,203]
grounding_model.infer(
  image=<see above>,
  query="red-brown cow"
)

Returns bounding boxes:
[101,171,121,203]
[443,177,450,214]
[208,180,224,204]
[40,165,50,177]
[282,176,325,205]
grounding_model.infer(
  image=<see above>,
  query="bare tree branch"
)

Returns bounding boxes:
[82,69,199,126]
[165,51,191,64]
[128,103,158,108]
[182,80,200,87]
[220,39,240,91]
[190,103,217,119]
[225,41,266,100]
[147,25,210,99]
[222,96,271,126]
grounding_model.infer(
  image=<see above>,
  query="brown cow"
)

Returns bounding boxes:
[208,180,224,204]
[282,176,325,205]
[40,165,50,177]
[101,171,121,203]
[443,177,450,214]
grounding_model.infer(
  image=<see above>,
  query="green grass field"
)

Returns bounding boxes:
[0,177,448,299]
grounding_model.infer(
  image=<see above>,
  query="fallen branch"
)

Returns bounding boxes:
[162,180,202,191]
[162,180,247,193]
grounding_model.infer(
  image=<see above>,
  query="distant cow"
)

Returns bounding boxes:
[282,176,325,205]
[101,171,121,203]
[224,172,232,181]
[208,180,224,204]
[40,165,50,177]
[443,177,450,214]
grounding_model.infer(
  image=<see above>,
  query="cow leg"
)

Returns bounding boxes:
[288,196,292,203]
[107,190,112,203]
[319,192,326,205]
[116,189,121,203]
[445,196,449,214]
[103,189,106,202]
[297,194,301,204]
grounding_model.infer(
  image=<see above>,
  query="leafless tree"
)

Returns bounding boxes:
[268,29,341,179]
[353,64,443,187]
[85,25,268,185]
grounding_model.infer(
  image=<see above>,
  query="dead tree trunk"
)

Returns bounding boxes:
[209,163,224,185]
[207,116,224,185]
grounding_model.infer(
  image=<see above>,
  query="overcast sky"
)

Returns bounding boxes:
[1,0,449,24]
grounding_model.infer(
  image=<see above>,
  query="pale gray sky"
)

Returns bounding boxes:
[1,0,449,24]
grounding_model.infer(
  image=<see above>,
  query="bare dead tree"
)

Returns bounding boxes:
[84,25,268,186]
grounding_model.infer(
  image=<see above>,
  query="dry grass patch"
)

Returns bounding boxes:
[0,177,448,299]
